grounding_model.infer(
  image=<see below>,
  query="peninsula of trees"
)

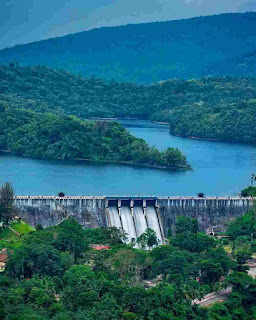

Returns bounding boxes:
[0,95,188,168]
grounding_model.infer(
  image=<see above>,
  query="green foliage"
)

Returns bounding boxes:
[1,65,256,121]
[7,242,63,279]
[241,186,256,197]
[175,216,198,235]
[227,211,256,240]
[136,228,158,249]
[53,218,88,259]
[1,63,256,144]
[165,98,256,143]
[1,215,256,319]
[0,182,15,225]
[84,227,127,246]
[0,97,189,168]
[11,221,35,235]
[172,232,216,253]
[0,13,256,83]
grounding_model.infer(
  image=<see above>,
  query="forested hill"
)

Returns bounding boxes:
[1,64,256,120]
[0,13,256,83]
[2,64,256,144]
[162,99,256,144]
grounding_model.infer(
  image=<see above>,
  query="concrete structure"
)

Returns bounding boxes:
[14,196,255,240]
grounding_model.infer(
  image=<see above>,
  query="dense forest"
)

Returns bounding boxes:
[0,95,188,168]
[1,64,256,119]
[162,99,256,143]
[0,13,256,83]
[1,210,256,319]
[2,64,256,143]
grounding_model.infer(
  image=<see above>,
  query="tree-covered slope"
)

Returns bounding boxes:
[162,99,256,144]
[0,96,189,168]
[1,65,256,120]
[0,13,256,83]
[1,214,256,319]
[2,64,256,143]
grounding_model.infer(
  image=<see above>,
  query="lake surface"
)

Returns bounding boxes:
[1,120,255,196]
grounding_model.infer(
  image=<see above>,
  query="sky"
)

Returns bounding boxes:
[0,0,255,50]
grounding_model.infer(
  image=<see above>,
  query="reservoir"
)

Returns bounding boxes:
[1,120,256,196]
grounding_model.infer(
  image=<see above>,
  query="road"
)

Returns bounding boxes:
[193,288,232,307]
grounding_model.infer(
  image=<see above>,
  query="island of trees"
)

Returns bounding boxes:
[1,182,256,319]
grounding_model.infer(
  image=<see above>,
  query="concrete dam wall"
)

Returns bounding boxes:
[14,196,255,241]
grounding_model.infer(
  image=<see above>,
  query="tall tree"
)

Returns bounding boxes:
[0,182,15,225]
[137,228,158,250]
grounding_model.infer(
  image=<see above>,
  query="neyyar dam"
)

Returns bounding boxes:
[14,196,255,242]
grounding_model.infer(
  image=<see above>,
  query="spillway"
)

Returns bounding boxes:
[120,206,137,243]
[14,196,254,237]
[108,206,122,229]
[133,206,148,238]
[145,206,163,244]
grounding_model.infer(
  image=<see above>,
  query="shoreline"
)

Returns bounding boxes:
[174,134,220,142]
[172,133,256,144]
[0,150,191,171]
[152,121,170,125]
[74,158,191,171]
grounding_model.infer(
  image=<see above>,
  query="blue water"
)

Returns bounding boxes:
[0,120,255,196]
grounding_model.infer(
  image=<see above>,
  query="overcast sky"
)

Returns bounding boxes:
[0,0,255,50]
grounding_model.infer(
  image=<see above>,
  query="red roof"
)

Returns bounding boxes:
[0,249,7,263]
[89,244,109,250]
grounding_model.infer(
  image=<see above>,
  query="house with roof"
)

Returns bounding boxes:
[0,248,8,272]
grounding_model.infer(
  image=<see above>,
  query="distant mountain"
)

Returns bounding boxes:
[0,13,256,83]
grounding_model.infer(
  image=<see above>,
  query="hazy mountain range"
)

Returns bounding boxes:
[0,12,256,83]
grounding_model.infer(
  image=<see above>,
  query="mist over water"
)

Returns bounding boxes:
[0,120,255,196]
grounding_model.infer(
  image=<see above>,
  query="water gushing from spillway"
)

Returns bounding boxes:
[120,206,137,243]
[108,203,163,245]
[108,206,122,229]
[145,206,163,244]
[133,206,148,238]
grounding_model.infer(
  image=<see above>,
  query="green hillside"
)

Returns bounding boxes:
[1,64,256,120]
[0,221,34,251]
[1,216,256,319]
[159,99,256,144]
[0,13,256,83]
[2,64,256,143]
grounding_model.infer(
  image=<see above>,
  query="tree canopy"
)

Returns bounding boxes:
[0,97,189,168]
[1,215,256,319]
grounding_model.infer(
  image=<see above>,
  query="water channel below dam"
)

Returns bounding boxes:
[1,120,256,196]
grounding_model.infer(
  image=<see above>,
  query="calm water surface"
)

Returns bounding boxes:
[1,120,255,196]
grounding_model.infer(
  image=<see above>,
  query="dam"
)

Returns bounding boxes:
[14,196,255,242]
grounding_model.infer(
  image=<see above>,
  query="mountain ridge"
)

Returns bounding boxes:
[0,12,256,83]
